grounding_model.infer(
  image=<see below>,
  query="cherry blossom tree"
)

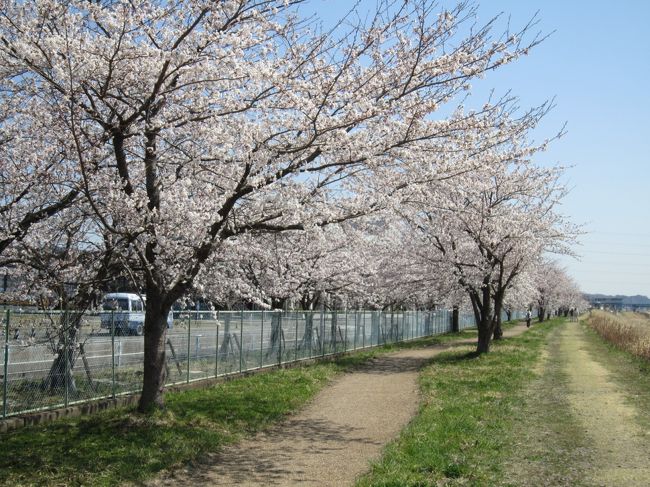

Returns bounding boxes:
[6,203,136,394]
[532,259,585,321]
[399,102,577,352]
[0,77,81,266]
[0,0,544,410]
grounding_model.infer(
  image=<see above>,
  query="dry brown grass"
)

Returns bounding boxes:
[586,310,650,361]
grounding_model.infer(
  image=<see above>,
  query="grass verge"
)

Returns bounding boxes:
[356,319,564,487]
[0,333,456,486]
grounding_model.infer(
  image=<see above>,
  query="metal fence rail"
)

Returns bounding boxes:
[0,308,524,418]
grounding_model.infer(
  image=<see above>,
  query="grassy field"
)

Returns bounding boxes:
[356,318,562,487]
[0,333,459,487]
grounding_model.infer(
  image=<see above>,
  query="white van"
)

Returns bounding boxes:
[99,292,173,336]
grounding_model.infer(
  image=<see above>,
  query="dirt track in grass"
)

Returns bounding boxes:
[506,320,650,487]
[560,321,650,486]
[150,325,528,487]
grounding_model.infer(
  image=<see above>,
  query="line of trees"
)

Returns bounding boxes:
[0,0,584,412]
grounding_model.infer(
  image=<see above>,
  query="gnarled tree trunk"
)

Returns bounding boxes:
[42,310,84,395]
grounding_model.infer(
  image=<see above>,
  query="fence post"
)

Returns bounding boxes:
[332,310,337,353]
[240,310,244,374]
[378,311,381,346]
[111,311,116,399]
[186,313,191,383]
[277,311,283,367]
[294,311,299,362]
[3,309,9,418]
[64,311,69,408]
[343,306,348,352]
[260,311,264,368]
[308,311,312,359]
[320,308,325,358]
[377,311,381,346]
[215,323,219,378]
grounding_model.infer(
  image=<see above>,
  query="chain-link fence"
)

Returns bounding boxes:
[0,307,523,418]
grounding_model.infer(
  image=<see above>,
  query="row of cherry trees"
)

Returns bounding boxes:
[0,0,583,410]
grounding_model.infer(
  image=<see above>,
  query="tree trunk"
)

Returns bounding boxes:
[451,306,459,333]
[492,293,504,340]
[477,319,493,353]
[219,312,233,355]
[299,312,315,350]
[42,311,83,395]
[370,311,380,344]
[299,295,316,351]
[267,298,286,358]
[42,347,77,394]
[389,310,399,340]
[330,310,339,348]
[472,284,493,354]
[492,315,503,340]
[267,311,284,359]
[424,311,432,335]
[138,297,171,412]
[538,306,546,323]
[470,297,481,329]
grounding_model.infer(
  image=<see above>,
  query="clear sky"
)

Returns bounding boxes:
[304,0,650,298]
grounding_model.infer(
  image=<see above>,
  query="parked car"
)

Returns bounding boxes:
[99,292,173,335]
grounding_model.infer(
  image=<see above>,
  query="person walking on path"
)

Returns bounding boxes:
[526,310,532,328]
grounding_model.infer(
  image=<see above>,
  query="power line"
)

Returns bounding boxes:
[577,254,650,257]
[571,262,650,267]
[584,242,650,248]
[590,231,650,237]
[570,270,649,277]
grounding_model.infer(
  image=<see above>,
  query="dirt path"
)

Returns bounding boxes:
[559,321,650,486]
[152,325,528,487]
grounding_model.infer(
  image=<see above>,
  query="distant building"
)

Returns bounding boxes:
[584,294,650,311]
[588,296,624,311]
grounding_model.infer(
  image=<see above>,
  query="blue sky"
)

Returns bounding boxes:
[304,0,650,297]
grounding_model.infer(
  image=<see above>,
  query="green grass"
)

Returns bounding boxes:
[356,319,562,487]
[0,366,341,486]
[0,332,456,486]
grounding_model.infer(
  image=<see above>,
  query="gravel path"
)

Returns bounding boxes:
[154,324,528,487]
